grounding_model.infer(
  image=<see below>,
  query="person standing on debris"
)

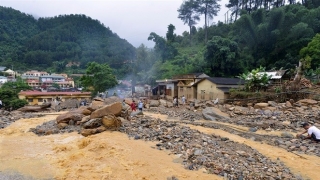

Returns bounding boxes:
[173,97,178,108]
[0,99,2,109]
[138,100,143,112]
[296,123,320,142]
[181,95,186,106]
[130,100,137,111]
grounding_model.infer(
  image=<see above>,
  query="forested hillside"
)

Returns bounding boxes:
[135,2,320,85]
[0,6,135,77]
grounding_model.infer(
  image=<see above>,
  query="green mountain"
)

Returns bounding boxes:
[0,6,135,76]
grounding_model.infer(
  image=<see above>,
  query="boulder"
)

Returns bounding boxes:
[91,100,105,110]
[57,123,68,129]
[267,101,278,107]
[285,101,292,108]
[75,106,94,116]
[202,107,230,121]
[124,98,133,105]
[90,102,122,119]
[104,96,122,105]
[82,118,102,129]
[159,99,167,107]
[297,99,318,106]
[56,111,85,124]
[80,116,91,124]
[167,102,173,108]
[59,99,80,109]
[101,114,122,130]
[80,126,106,137]
[149,100,160,107]
[254,103,269,109]
[234,106,249,115]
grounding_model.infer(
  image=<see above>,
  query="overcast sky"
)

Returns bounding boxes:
[1,0,229,48]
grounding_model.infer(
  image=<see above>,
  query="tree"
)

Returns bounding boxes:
[177,0,200,42]
[80,62,118,96]
[204,36,242,76]
[0,78,30,110]
[300,33,320,68]
[196,0,221,42]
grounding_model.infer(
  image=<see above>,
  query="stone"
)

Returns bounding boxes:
[57,122,68,129]
[82,118,102,129]
[91,100,105,110]
[285,101,292,108]
[56,111,85,124]
[297,99,318,106]
[80,126,106,137]
[104,96,122,105]
[59,99,80,109]
[149,100,160,107]
[159,99,167,107]
[249,127,257,132]
[90,102,122,119]
[101,114,122,130]
[281,132,294,138]
[254,103,269,109]
[268,101,278,107]
[202,107,230,121]
[80,116,91,124]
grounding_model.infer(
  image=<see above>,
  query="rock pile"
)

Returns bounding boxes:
[31,98,130,137]
[0,110,40,129]
[121,116,299,179]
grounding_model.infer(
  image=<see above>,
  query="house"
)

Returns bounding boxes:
[18,91,91,105]
[174,73,209,100]
[3,69,16,77]
[0,76,8,84]
[193,77,245,102]
[23,70,49,77]
[154,79,178,100]
[249,69,289,86]
[26,79,41,88]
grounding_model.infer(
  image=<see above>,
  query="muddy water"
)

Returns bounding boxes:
[0,113,221,180]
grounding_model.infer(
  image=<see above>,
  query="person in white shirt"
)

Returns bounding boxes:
[0,99,2,109]
[296,123,320,142]
[181,95,186,106]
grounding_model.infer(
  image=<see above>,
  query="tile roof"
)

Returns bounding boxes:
[194,77,245,85]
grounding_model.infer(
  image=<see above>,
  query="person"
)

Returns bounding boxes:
[173,97,178,108]
[138,100,143,112]
[181,95,186,106]
[0,99,2,109]
[130,100,137,111]
[122,99,126,107]
[296,123,320,142]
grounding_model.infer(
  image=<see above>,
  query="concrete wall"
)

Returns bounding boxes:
[19,94,91,105]
[196,79,226,101]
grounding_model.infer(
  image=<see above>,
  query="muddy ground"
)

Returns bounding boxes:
[0,108,319,179]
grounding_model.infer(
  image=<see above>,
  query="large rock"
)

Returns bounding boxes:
[159,99,167,107]
[101,114,122,130]
[297,99,318,106]
[149,100,160,107]
[91,100,105,110]
[60,99,80,109]
[104,96,122,104]
[80,126,106,137]
[90,102,122,119]
[254,103,269,109]
[56,110,85,124]
[202,107,230,121]
[82,118,102,129]
[76,106,94,116]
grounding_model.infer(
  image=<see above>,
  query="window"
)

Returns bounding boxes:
[28,98,33,102]
[38,98,43,102]
[179,87,184,92]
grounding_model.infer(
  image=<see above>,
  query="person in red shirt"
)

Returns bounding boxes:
[130,100,137,111]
